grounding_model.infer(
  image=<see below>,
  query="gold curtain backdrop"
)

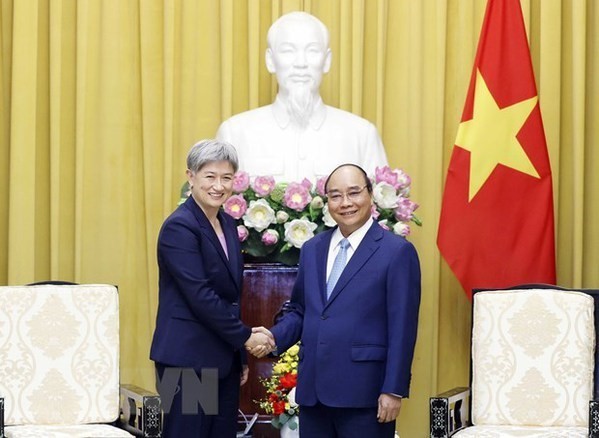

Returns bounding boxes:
[1,1,597,435]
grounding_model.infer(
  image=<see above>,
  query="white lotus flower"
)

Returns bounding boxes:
[284,218,318,248]
[243,199,276,232]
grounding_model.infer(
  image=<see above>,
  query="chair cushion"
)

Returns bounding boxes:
[4,424,133,437]
[0,284,120,425]
[454,425,588,437]
[471,289,594,427]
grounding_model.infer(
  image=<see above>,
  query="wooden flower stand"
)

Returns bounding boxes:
[238,263,298,437]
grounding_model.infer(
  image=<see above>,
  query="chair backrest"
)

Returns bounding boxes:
[471,285,596,427]
[0,284,120,426]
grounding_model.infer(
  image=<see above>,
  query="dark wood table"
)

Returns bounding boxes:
[238,263,298,430]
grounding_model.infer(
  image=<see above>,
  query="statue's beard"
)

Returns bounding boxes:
[286,84,314,129]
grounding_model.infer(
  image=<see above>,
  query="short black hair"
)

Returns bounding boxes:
[324,163,373,194]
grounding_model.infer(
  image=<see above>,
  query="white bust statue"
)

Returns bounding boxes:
[216,11,388,182]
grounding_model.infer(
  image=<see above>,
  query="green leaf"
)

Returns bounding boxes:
[180,181,190,198]
[288,417,298,430]
[273,247,300,265]
[411,214,423,226]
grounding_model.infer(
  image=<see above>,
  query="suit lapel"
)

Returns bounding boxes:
[185,197,240,290]
[324,222,383,308]
[220,211,243,290]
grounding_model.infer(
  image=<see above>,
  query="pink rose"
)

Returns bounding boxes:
[283,182,312,212]
[261,229,279,246]
[315,176,327,197]
[233,171,250,193]
[394,198,419,222]
[252,176,276,197]
[237,225,249,242]
[224,194,248,220]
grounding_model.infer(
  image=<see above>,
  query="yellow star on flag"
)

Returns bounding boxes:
[456,70,540,201]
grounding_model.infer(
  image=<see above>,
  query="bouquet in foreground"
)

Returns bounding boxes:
[180,165,421,265]
[257,343,299,430]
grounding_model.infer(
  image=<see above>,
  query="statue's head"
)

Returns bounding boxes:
[265,12,332,103]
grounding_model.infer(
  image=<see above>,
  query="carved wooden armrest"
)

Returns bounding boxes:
[430,387,470,438]
[119,384,161,437]
[590,400,599,438]
[1,396,4,438]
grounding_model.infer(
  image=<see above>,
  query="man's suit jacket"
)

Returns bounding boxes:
[271,221,421,408]
[150,196,251,377]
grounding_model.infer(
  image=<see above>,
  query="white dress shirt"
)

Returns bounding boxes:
[326,218,374,281]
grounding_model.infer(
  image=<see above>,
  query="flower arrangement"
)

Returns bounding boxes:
[180,165,421,265]
[257,343,300,430]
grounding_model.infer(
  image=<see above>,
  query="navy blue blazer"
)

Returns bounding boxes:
[271,221,421,408]
[150,196,251,377]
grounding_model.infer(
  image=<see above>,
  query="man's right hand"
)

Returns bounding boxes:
[245,326,275,358]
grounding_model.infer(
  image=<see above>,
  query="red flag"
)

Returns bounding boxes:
[437,0,556,299]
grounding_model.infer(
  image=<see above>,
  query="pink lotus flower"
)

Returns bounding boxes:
[283,183,312,212]
[261,229,279,246]
[370,204,380,220]
[310,196,324,209]
[394,198,419,222]
[237,225,249,242]
[393,222,410,237]
[378,220,390,231]
[315,176,327,197]
[233,171,250,193]
[375,166,399,188]
[224,194,248,220]
[395,168,411,192]
[300,178,312,191]
[252,176,276,197]
[375,166,411,191]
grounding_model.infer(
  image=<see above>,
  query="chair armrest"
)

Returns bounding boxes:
[590,400,599,438]
[119,384,161,438]
[430,387,470,438]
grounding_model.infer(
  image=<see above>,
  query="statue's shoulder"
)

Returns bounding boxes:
[324,105,376,130]
[220,105,274,127]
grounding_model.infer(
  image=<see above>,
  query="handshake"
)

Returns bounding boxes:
[244,326,276,358]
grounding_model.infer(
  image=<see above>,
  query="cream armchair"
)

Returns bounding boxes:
[0,283,161,438]
[430,284,599,437]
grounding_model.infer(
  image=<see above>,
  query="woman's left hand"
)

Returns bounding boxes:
[240,365,249,386]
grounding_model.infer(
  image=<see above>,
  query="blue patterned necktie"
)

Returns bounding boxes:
[327,238,350,299]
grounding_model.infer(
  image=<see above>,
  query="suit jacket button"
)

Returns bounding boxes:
[232,302,239,306]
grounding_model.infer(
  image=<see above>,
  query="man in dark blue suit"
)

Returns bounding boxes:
[261,163,421,437]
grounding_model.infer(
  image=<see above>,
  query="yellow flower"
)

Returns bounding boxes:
[256,342,302,429]
[273,363,287,374]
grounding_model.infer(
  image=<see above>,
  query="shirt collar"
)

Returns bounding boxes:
[330,217,374,252]
[271,94,327,130]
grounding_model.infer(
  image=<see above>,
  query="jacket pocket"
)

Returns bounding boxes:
[351,345,387,362]
[171,305,198,322]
